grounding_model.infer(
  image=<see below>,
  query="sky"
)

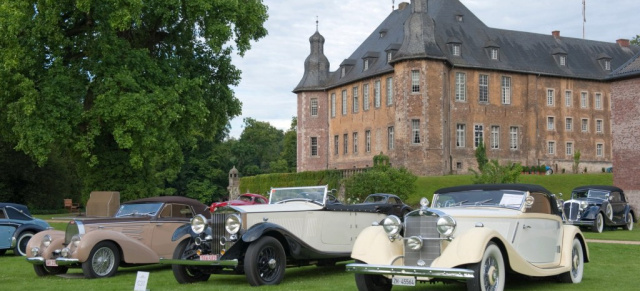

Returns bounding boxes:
[227,0,640,138]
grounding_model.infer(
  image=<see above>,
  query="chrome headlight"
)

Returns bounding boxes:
[31,247,40,256]
[225,214,242,234]
[382,215,402,238]
[406,236,423,250]
[579,201,588,210]
[42,234,52,247]
[191,214,208,234]
[70,235,81,247]
[436,216,456,237]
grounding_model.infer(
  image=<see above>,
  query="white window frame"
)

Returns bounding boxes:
[388,126,394,150]
[491,48,499,60]
[547,141,555,155]
[386,77,393,106]
[565,90,572,107]
[581,118,589,132]
[411,70,420,93]
[559,55,566,66]
[566,142,573,156]
[341,90,347,115]
[374,80,381,108]
[595,93,602,109]
[566,117,573,131]
[605,60,611,71]
[387,51,392,63]
[411,119,421,144]
[580,92,588,108]
[479,74,489,103]
[353,132,358,154]
[509,126,518,150]
[310,98,318,116]
[352,87,359,113]
[547,89,554,106]
[363,84,370,110]
[547,116,555,131]
[364,59,369,71]
[330,93,336,118]
[474,124,484,148]
[334,135,338,155]
[490,125,500,149]
[456,124,466,147]
[501,76,511,105]
[455,72,466,101]
[365,130,371,153]
[596,143,604,157]
[310,137,318,156]
[596,119,603,133]
[343,134,348,154]
[452,44,461,56]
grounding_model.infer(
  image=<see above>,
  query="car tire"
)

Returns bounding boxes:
[467,242,505,291]
[33,264,69,276]
[244,236,286,286]
[558,237,584,283]
[623,213,635,231]
[172,239,211,283]
[605,204,613,220]
[82,241,120,278]
[14,231,34,256]
[354,260,391,291]
[592,212,604,233]
[0,249,6,256]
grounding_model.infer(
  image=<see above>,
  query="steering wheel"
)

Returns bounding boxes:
[326,194,338,204]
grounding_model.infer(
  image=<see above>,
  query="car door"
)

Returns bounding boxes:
[152,203,193,258]
[0,208,16,249]
[609,191,626,224]
[512,193,562,265]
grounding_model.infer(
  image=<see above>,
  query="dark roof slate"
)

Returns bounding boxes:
[609,50,640,80]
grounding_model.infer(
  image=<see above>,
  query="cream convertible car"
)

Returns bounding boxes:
[347,184,589,291]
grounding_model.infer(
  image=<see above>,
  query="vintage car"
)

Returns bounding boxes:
[0,203,50,256]
[160,185,388,286]
[563,185,637,233]
[26,196,208,278]
[361,194,412,219]
[209,193,268,210]
[346,184,589,291]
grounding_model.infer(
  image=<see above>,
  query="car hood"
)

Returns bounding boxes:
[232,203,323,213]
[422,207,523,218]
[566,197,605,205]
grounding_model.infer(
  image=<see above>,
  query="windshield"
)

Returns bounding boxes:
[363,195,387,203]
[571,189,609,200]
[432,190,526,210]
[115,202,163,217]
[269,186,328,205]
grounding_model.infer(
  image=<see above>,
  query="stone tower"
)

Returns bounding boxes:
[227,166,240,200]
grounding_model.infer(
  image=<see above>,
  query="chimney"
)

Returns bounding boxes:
[552,30,560,38]
[398,2,409,10]
[616,39,630,48]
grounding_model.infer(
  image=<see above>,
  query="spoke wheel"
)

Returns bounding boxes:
[14,231,34,256]
[82,241,120,278]
[354,260,391,291]
[592,212,604,233]
[33,264,69,276]
[467,242,505,291]
[172,239,211,283]
[624,213,635,231]
[558,237,584,283]
[244,236,286,286]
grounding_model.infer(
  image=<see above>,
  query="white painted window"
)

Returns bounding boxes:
[566,117,573,131]
[310,137,318,156]
[596,143,604,157]
[565,90,572,107]
[581,118,589,132]
[547,89,554,106]
[501,76,511,104]
[455,72,466,101]
[581,92,588,108]
[374,80,381,108]
[411,70,420,93]
[363,84,370,110]
[365,130,371,153]
[548,141,555,155]
[412,119,421,144]
[490,125,500,149]
[479,74,489,102]
[595,93,602,109]
[341,90,347,115]
[509,126,518,150]
[566,142,573,156]
[310,98,318,116]
[330,93,336,117]
[386,77,393,105]
[388,126,394,150]
[474,124,484,148]
[456,124,466,147]
[353,132,358,154]
[547,116,555,130]
[596,119,603,133]
[352,87,359,113]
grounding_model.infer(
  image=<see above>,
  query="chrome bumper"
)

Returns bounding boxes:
[346,263,474,280]
[26,257,79,266]
[564,220,593,226]
[159,258,238,267]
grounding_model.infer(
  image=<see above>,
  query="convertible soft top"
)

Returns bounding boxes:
[572,185,623,193]
[0,203,31,216]
[435,184,552,195]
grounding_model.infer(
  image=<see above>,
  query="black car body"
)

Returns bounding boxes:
[360,193,412,219]
[563,185,637,233]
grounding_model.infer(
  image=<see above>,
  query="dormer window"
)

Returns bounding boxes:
[448,38,462,57]
[387,51,393,63]
[340,59,356,78]
[491,48,499,60]
[385,44,400,64]
[341,67,346,78]
[551,47,567,67]
[452,44,461,56]
[379,29,388,38]
[559,55,566,66]
[605,60,611,70]
[596,53,612,71]
[456,15,463,22]
[361,52,378,72]
[484,40,500,61]
[364,59,369,71]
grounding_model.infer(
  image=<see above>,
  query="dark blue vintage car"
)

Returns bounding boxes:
[0,203,50,256]
[563,185,637,233]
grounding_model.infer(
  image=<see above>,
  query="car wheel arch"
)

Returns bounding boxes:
[241,225,291,256]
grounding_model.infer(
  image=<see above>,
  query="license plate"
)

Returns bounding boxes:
[199,254,218,261]
[45,260,58,267]
[392,276,416,286]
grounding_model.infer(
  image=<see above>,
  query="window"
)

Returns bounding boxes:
[388,126,394,150]
[330,93,336,117]
[452,44,461,56]
[353,132,358,154]
[605,60,611,71]
[501,76,511,104]
[387,51,393,63]
[474,124,484,148]
[374,80,381,108]
[581,118,589,132]
[334,135,339,155]
[491,48,499,60]
[595,93,602,109]
[566,117,573,131]
[566,142,573,156]
[363,84,370,110]
[310,98,318,116]
[548,141,555,155]
[411,70,420,93]
[412,119,421,144]
[596,143,604,157]
[479,74,489,102]
[365,130,371,153]
[547,116,555,130]
[456,124,466,147]
[341,67,346,78]
[580,92,588,108]
[547,89,554,106]
[596,119,603,133]
[565,90,572,107]
[386,77,393,105]
[310,137,318,156]
[509,126,518,150]
[455,72,466,101]
[490,126,500,149]
[352,87,359,113]
[343,134,348,154]
[559,55,566,66]
[364,59,369,71]
[341,90,347,115]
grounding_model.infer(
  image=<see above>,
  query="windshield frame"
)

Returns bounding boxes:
[268,185,328,206]
[115,202,164,217]
[432,189,528,210]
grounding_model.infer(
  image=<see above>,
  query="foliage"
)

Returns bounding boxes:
[0,0,268,201]
[280,117,297,172]
[343,154,417,202]
[232,118,284,176]
[632,35,640,46]
[572,150,581,174]
[470,160,522,184]
[474,138,488,170]
[239,170,342,196]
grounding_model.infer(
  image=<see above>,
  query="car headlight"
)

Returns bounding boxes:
[406,236,423,250]
[382,215,402,239]
[70,234,81,247]
[191,214,208,234]
[225,214,242,234]
[436,216,456,237]
[579,201,588,210]
[42,234,52,247]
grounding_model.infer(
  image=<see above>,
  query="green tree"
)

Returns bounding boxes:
[281,117,297,172]
[344,153,417,202]
[475,138,488,170]
[572,150,581,174]
[632,35,640,46]
[0,1,268,201]
[471,160,522,184]
[233,118,284,175]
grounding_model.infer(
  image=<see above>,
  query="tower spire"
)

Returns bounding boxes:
[316,16,319,32]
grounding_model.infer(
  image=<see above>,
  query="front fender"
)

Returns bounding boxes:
[432,227,508,268]
[351,225,404,265]
[26,230,65,258]
[75,230,159,264]
[171,224,192,241]
[581,205,601,220]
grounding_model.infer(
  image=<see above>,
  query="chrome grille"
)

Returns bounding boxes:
[563,202,580,221]
[404,214,441,266]
[210,213,227,254]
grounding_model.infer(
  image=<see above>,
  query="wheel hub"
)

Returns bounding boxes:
[268,258,277,269]
[572,253,579,269]
[487,265,497,285]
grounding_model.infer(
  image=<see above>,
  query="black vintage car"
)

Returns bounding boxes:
[360,193,412,219]
[563,185,637,233]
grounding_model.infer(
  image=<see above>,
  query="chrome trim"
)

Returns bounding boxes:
[346,263,474,280]
[56,258,80,265]
[10,236,16,248]
[159,258,239,267]
[26,257,45,265]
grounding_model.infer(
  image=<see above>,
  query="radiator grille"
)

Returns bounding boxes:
[563,202,580,221]
[403,214,441,266]
[210,213,227,254]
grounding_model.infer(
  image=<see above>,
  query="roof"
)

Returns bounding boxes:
[123,196,209,215]
[295,0,639,92]
[435,184,552,195]
[609,50,640,80]
[572,185,623,193]
[0,203,31,215]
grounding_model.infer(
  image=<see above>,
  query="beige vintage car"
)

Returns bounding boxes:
[347,184,589,291]
[26,196,208,278]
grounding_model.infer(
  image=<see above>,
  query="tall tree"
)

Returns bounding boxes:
[281,117,297,172]
[0,1,268,201]
[632,35,640,46]
[232,118,284,175]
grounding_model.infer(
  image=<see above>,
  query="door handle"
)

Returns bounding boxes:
[522,225,531,229]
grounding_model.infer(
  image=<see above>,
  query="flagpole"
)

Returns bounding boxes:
[582,0,586,39]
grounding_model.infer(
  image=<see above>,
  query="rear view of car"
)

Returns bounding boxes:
[0,203,50,256]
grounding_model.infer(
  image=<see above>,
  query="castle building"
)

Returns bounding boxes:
[293,0,639,176]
